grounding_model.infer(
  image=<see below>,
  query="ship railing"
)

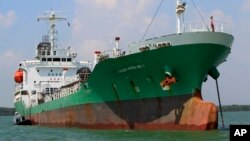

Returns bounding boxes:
[22,60,68,65]
[23,60,41,65]
[44,82,80,103]
[56,48,69,57]
[100,49,126,59]
[77,61,92,69]
[64,75,81,85]
[78,61,91,65]
[37,48,79,58]
[37,48,69,57]
[183,21,231,34]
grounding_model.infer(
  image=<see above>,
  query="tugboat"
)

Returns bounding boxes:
[14,1,234,130]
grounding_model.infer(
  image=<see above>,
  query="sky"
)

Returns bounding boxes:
[0,0,249,107]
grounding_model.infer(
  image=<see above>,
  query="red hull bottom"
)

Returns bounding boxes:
[28,91,218,130]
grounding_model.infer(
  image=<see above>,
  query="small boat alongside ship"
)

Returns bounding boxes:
[13,112,31,125]
[13,0,234,130]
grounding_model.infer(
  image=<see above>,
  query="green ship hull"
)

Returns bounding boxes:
[14,32,234,130]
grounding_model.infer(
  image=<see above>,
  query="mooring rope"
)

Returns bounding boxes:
[216,79,225,129]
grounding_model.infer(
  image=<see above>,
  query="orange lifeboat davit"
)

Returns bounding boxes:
[14,69,23,83]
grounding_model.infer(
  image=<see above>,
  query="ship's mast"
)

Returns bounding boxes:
[176,0,186,33]
[37,11,66,55]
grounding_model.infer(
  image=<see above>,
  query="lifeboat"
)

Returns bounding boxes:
[14,69,23,83]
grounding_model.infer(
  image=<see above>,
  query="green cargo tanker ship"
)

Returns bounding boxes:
[13,1,234,130]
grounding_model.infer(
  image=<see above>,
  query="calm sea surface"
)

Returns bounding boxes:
[0,111,250,141]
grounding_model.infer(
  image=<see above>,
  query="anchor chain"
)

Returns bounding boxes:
[216,79,225,129]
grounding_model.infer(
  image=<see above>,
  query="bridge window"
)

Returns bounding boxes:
[41,58,46,61]
[67,58,72,62]
[53,58,60,62]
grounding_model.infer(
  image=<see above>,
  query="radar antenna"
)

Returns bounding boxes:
[37,11,66,55]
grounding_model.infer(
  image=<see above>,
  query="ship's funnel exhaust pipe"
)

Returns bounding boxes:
[94,51,101,66]
[113,37,120,57]
[115,37,120,49]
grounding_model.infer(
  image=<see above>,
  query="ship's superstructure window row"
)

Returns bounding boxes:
[41,58,72,62]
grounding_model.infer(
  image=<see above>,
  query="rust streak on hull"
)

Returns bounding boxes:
[28,91,218,130]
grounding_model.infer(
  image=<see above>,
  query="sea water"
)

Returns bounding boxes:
[0,111,250,141]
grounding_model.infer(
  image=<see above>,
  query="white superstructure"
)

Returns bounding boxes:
[14,11,91,108]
